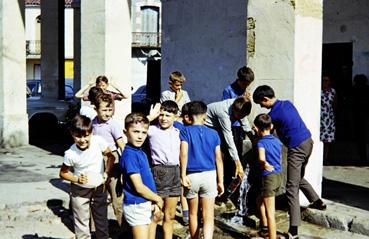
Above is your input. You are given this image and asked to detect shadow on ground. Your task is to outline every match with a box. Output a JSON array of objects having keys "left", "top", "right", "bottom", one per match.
[
  {"left": 49, "top": 178, "right": 70, "bottom": 194},
  {"left": 322, "top": 177, "right": 369, "bottom": 211}
]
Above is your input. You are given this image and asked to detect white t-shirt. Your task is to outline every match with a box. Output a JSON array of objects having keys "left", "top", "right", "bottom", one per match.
[{"left": 64, "top": 135, "right": 108, "bottom": 188}]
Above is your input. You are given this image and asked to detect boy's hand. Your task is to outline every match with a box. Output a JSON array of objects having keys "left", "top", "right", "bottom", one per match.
[
  {"left": 263, "top": 163, "right": 274, "bottom": 172},
  {"left": 234, "top": 160, "right": 244, "bottom": 179},
  {"left": 156, "top": 198, "right": 164, "bottom": 211},
  {"left": 148, "top": 103, "right": 161, "bottom": 121},
  {"left": 78, "top": 173, "right": 88, "bottom": 184},
  {"left": 181, "top": 176, "right": 191, "bottom": 189},
  {"left": 152, "top": 204, "right": 163, "bottom": 223},
  {"left": 217, "top": 182, "right": 224, "bottom": 197},
  {"left": 175, "top": 89, "right": 183, "bottom": 101},
  {"left": 102, "top": 172, "right": 111, "bottom": 184}
]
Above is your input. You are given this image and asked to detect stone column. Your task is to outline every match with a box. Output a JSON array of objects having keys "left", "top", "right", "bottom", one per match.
[
  {"left": 72, "top": 0, "right": 81, "bottom": 93},
  {"left": 247, "top": 0, "right": 323, "bottom": 204},
  {"left": 41, "top": 0, "right": 64, "bottom": 99},
  {"left": 81, "top": 1, "right": 131, "bottom": 123},
  {"left": 0, "top": 0, "right": 28, "bottom": 147}
]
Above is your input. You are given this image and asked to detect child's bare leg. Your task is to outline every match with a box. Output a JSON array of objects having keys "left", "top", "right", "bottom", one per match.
[
  {"left": 257, "top": 196, "right": 268, "bottom": 228},
  {"left": 163, "top": 197, "right": 179, "bottom": 239},
  {"left": 149, "top": 205, "right": 162, "bottom": 239},
  {"left": 200, "top": 197, "right": 215, "bottom": 239},
  {"left": 264, "top": 196, "right": 276, "bottom": 239},
  {"left": 132, "top": 224, "right": 149, "bottom": 239},
  {"left": 188, "top": 197, "right": 199, "bottom": 239}
]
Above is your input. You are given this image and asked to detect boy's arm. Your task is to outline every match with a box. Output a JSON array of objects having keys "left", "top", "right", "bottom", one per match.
[
  {"left": 59, "top": 164, "right": 87, "bottom": 184},
  {"left": 103, "top": 148, "right": 116, "bottom": 178},
  {"left": 109, "top": 81, "right": 129, "bottom": 99},
  {"left": 75, "top": 80, "right": 94, "bottom": 99},
  {"left": 218, "top": 116, "right": 244, "bottom": 179},
  {"left": 257, "top": 147, "right": 274, "bottom": 172},
  {"left": 180, "top": 141, "right": 191, "bottom": 188},
  {"left": 129, "top": 173, "right": 164, "bottom": 209},
  {"left": 215, "top": 145, "right": 224, "bottom": 196},
  {"left": 116, "top": 138, "right": 125, "bottom": 152}
]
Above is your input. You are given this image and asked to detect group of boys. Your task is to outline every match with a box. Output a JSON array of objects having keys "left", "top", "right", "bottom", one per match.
[{"left": 60, "top": 69, "right": 327, "bottom": 239}]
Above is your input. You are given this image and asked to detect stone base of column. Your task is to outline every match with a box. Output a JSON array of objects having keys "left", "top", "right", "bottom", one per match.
[{"left": 0, "top": 114, "right": 28, "bottom": 147}]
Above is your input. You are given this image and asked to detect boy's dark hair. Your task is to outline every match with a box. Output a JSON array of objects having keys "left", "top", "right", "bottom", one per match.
[
  {"left": 94, "top": 93, "right": 114, "bottom": 109},
  {"left": 237, "top": 66, "right": 254, "bottom": 83},
  {"left": 254, "top": 113, "right": 272, "bottom": 131},
  {"left": 69, "top": 114, "right": 92, "bottom": 135},
  {"left": 189, "top": 101, "right": 207, "bottom": 116},
  {"left": 95, "top": 75, "right": 109, "bottom": 84},
  {"left": 181, "top": 102, "right": 192, "bottom": 117},
  {"left": 169, "top": 71, "right": 186, "bottom": 84},
  {"left": 160, "top": 100, "right": 179, "bottom": 114},
  {"left": 124, "top": 112, "right": 150, "bottom": 130},
  {"left": 232, "top": 96, "right": 252, "bottom": 118},
  {"left": 253, "top": 85, "right": 275, "bottom": 102},
  {"left": 88, "top": 86, "right": 104, "bottom": 104}
]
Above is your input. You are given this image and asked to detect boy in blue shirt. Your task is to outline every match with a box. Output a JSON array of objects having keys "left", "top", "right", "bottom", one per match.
[
  {"left": 253, "top": 85, "right": 326, "bottom": 239},
  {"left": 180, "top": 101, "right": 224, "bottom": 239},
  {"left": 254, "top": 114, "right": 283, "bottom": 239},
  {"left": 120, "top": 113, "right": 163, "bottom": 239}
]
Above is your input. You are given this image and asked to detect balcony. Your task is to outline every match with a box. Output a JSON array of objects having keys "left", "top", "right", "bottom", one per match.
[
  {"left": 26, "top": 40, "right": 41, "bottom": 56},
  {"left": 132, "top": 32, "right": 161, "bottom": 48}
]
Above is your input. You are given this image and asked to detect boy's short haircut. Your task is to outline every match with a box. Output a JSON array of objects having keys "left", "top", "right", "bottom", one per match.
[
  {"left": 124, "top": 112, "right": 150, "bottom": 130},
  {"left": 160, "top": 100, "right": 179, "bottom": 114},
  {"left": 254, "top": 113, "right": 272, "bottom": 131},
  {"left": 253, "top": 85, "right": 275, "bottom": 102},
  {"left": 69, "top": 114, "right": 93, "bottom": 135},
  {"left": 88, "top": 86, "right": 104, "bottom": 104},
  {"left": 94, "top": 93, "right": 114, "bottom": 109},
  {"left": 232, "top": 96, "right": 252, "bottom": 117},
  {"left": 237, "top": 66, "right": 254, "bottom": 83},
  {"left": 181, "top": 102, "right": 192, "bottom": 117},
  {"left": 95, "top": 75, "right": 109, "bottom": 84},
  {"left": 189, "top": 101, "right": 207, "bottom": 116},
  {"left": 169, "top": 71, "right": 186, "bottom": 84}
]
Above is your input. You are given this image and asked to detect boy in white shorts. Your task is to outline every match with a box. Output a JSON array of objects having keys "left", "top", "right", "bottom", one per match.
[
  {"left": 180, "top": 101, "right": 224, "bottom": 239},
  {"left": 120, "top": 113, "right": 163, "bottom": 239}
]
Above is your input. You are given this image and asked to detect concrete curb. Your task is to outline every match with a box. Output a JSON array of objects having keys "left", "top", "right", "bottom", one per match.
[{"left": 302, "top": 199, "right": 369, "bottom": 236}]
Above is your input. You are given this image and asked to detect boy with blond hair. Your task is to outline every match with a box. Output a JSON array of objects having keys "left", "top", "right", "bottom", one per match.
[{"left": 160, "top": 71, "right": 191, "bottom": 112}]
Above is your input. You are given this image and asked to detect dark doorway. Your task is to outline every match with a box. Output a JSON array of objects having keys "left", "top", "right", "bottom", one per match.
[
  {"left": 146, "top": 59, "right": 161, "bottom": 103},
  {"left": 322, "top": 42, "right": 357, "bottom": 163}
]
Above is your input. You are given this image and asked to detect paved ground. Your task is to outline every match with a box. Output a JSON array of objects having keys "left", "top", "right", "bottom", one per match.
[{"left": 1, "top": 144, "right": 369, "bottom": 239}]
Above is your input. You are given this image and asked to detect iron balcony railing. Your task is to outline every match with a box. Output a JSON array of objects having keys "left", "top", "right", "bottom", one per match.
[
  {"left": 132, "top": 32, "right": 161, "bottom": 48},
  {"left": 26, "top": 40, "right": 41, "bottom": 56}
]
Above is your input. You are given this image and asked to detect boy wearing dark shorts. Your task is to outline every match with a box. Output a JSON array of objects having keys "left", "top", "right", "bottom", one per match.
[
  {"left": 147, "top": 100, "right": 182, "bottom": 238},
  {"left": 254, "top": 114, "right": 282, "bottom": 239}
]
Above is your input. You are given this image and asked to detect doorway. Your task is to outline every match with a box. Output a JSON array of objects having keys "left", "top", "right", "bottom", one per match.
[{"left": 322, "top": 42, "right": 356, "bottom": 163}]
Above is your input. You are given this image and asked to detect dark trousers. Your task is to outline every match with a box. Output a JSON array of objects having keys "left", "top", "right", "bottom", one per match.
[{"left": 286, "top": 137, "right": 319, "bottom": 226}]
